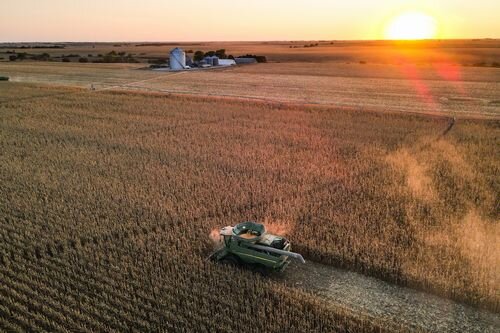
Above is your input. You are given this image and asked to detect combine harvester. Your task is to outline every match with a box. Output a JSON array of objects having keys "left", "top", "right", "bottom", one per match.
[{"left": 209, "top": 221, "right": 305, "bottom": 273}]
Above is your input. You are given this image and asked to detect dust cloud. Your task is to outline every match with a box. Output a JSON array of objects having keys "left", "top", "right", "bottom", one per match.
[
  {"left": 388, "top": 138, "right": 499, "bottom": 301},
  {"left": 453, "top": 210, "right": 499, "bottom": 273},
  {"left": 209, "top": 228, "right": 222, "bottom": 246},
  {"left": 424, "top": 210, "right": 500, "bottom": 287},
  {"left": 386, "top": 148, "right": 436, "bottom": 201},
  {"left": 263, "top": 218, "right": 295, "bottom": 236},
  {"left": 432, "top": 140, "right": 474, "bottom": 179}
]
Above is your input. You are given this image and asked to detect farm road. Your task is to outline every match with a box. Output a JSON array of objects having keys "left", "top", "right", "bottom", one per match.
[{"left": 277, "top": 261, "right": 500, "bottom": 333}]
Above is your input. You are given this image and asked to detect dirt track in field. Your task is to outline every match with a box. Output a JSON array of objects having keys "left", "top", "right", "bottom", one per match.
[{"left": 276, "top": 261, "right": 500, "bottom": 333}]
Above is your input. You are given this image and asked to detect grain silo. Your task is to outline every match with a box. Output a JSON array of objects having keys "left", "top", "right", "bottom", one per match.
[
  {"left": 170, "top": 48, "right": 186, "bottom": 70},
  {"left": 211, "top": 56, "right": 219, "bottom": 66},
  {"left": 203, "top": 56, "right": 213, "bottom": 66}
]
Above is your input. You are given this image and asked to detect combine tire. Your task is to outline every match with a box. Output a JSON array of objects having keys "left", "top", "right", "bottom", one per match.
[{"left": 220, "top": 255, "right": 239, "bottom": 267}]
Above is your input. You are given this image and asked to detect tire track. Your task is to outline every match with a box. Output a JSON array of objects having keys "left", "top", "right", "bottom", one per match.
[{"left": 440, "top": 116, "right": 456, "bottom": 138}]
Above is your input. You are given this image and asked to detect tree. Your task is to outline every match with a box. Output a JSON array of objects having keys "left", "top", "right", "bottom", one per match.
[
  {"left": 79, "top": 57, "right": 88, "bottom": 63},
  {"left": 193, "top": 51, "right": 204, "bottom": 61},
  {"left": 103, "top": 55, "right": 114, "bottom": 63},
  {"left": 215, "top": 49, "right": 227, "bottom": 59},
  {"left": 17, "top": 52, "right": 28, "bottom": 60},
  {"left": 33, "top": 53, "right": 50, "bottom": 61}
]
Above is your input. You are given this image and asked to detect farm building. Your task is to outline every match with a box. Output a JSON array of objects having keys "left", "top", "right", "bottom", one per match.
[
  {"left": 218, "top": 59, "right": 236, "bottom": 66},
  {"left": 166, "top": 48, "right": 246, "bottom": 70},
  {"left": 235, "top": 57, "right": 258, "bottom": 64}
]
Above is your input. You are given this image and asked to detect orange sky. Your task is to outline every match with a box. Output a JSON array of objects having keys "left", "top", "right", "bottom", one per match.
[{"left": 1, "top": 0, "right": 499, "bottom": 41}]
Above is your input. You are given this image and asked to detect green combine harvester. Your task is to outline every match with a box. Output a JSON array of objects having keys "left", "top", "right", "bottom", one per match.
[{"left": 209, "top": 221, "right": 305, "bottom": 273}]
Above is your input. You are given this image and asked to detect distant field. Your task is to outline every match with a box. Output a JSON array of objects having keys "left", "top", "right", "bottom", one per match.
[
  {"left": 1, "top": 61, "right": 498, "bottom": 117},
  {"left": 1, "top": 39, "right": 500, "bottom": 65}
]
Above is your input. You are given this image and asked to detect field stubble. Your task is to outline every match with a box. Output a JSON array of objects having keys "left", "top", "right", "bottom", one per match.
[{"left": 1, "top": 61, "right": 498, "bottom": 118}]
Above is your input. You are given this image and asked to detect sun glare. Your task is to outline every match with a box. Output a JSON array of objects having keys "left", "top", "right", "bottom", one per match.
[{"left": 386, "top": 12, "right": 437, "bottom": 40}]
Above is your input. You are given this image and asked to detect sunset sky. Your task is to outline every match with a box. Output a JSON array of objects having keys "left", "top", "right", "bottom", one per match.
[{"left": 1, "top": 0, "right": 499, "bottom": 42}]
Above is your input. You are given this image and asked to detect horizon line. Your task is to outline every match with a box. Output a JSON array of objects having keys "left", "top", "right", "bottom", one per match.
[{"left": 1, "top": 38, "right": 499, "bottom": 44}]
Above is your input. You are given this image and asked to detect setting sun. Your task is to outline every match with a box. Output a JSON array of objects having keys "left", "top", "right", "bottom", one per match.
[{"left": 386, "top": 12, "right": 437, "bottom": 40}]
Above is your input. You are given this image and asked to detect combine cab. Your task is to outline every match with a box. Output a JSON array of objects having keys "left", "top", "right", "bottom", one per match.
[{"left": 209, "top": 221, "right": 305, "bottom": 273}]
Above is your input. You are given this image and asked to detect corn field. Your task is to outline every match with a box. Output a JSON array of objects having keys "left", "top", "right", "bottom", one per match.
[{"left": 0, "top": 83, "right": 498, "bottom": 331}]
